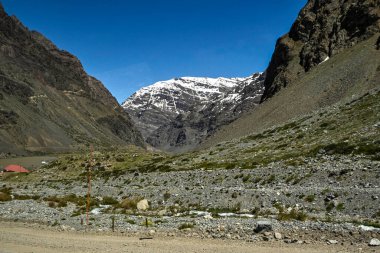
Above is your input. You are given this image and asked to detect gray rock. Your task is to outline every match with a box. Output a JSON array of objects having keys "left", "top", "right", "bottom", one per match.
[
  {"left": 254, "top": 220, "right": 273, "bottom": 233},
  {"left": 327, "top": 239, "right": 338, "bottom": 245},
  {"left": 274, "top": 232, "right": 282, "bottom": 240},
  {"left": 369, "top": 238, "right": 380, "bottom": 247}
]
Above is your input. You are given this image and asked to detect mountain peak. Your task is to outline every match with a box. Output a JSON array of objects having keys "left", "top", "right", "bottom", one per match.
[{"left": 123, "top": 73, "right": 265, "bottom": 152}]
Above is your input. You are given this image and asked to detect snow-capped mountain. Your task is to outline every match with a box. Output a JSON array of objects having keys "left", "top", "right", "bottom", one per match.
[{"left": 122, "top": 72, "right": 265, "bottom": 152}]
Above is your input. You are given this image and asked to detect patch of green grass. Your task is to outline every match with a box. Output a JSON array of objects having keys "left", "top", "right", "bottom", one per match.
[
  {"left": 125, "top": 218, "right": 136, "bottom": 225},
  {"left": 43, "top": 194, "right": 92, "bottom": 208},
  {"left": 336, "top": 203, "right": 345, "bottom": 211},
  {"left": 304, "top": 195, "right": 315, "bottom": 202},
  {"left": 101, "top": 196, "right": 118, "bottom": 205},
  {"left": 140, "top": 218, "right": 154, "bottom": 227},
  {"left": 13, "top": 194, "right": 40, "bottom": 200},
  {"left": 277, "top": 209, "right": 308, "bottom": 221}
]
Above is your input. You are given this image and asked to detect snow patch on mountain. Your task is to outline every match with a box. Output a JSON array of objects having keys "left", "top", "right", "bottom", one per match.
[
  {"left": 122, "top": 74, "right": 262, "bottom": 114},
  {"left": 122, "top": 73, "right": 265, "bottom": 151}
]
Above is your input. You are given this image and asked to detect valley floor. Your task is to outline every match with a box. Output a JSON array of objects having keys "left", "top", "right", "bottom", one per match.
[{"left": 0, "top": 221, "right": 370, "bottom": 253}]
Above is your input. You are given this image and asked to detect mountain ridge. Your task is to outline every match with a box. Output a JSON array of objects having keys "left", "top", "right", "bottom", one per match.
[
  {"left": 0, "top": 3, "right": 144, "bottom": 155},
  {"left": 123, "top": 73, "right": 264, "bottom": 152}
]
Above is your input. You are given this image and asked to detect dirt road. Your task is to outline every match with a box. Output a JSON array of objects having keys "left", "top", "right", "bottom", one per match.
[{"left": 0, "top": 221, "right": 363, "bottom": 253}]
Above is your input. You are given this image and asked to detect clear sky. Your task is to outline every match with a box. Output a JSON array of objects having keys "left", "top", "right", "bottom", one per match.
[{"left": 2, "top": 0, "right": 306, "bottom": 103}]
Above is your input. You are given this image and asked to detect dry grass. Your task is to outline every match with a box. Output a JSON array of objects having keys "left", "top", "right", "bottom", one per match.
[
  {"left": 0, "top": 192, "right": 12, "bottom": 201},
  {"left": 119, "top": 197, "right": 143, "bottom": 210}
]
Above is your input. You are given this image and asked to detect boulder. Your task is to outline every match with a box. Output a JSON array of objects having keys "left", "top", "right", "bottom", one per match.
[
  {"left": 254, "top": 220, "right": 272, "bottom": 233},
  {"left": 369, "top": 238, "right": 380, "bottom": 247},
  {"left": 274, "top": 232, "right": 282, "bottom": 240},
  {"left": 137, "top": 199, "right": 149, "bottom": 211}
]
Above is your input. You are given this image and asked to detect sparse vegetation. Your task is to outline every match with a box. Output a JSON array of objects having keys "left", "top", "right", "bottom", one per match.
[
  {"left": 119, "top": 197, "right": 143, "bottom": 210},
  {"left": 336, "top": 203, "right": 345, "bottom": 211},
  {"left": 0, "top": 192, "right": 12, "bottom": 202},
  {"left": 277, "top": 209, "right": 308, "bottom": 221},
  {"left": 305, "top": 195, "right": 315, "bottom": 202},
  {"left": 163, "top": 191, "right": 171, "bottom": 201},
  {"left": 325, "top": 202, "right": 335, "bottom": 212},
  {"left": 178, "top": 222, "right": 194, "bottom": 230},
  {"left": 101, "top": 196, "right": 118, "bottom": 205}
]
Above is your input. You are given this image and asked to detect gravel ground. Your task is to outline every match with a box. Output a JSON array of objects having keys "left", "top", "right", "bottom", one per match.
[{"left": 0, "top": 221, "right": 377, "bottom": 253}]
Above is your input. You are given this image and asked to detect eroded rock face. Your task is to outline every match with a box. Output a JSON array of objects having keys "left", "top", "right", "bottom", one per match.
[{"left": 262, "top": 0, "right": 380, "bottom": 101}]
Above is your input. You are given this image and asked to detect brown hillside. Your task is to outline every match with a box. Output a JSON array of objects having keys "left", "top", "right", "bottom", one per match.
[{"left": 0, "top": 4, "right": 144, "bottom": 155}]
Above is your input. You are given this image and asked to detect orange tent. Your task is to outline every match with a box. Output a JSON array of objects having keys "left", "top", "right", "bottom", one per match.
[{"left": 3, "top": 164, "right": 30, "bottom": 173}]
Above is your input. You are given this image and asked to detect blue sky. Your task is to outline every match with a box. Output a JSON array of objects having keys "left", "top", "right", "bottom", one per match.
[{"left": 2, "top": 0, "right": 306, "bottom": 103}]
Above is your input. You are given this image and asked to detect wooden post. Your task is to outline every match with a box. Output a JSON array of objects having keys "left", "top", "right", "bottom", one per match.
[
  {"left": 111, "top": 216, "right": 115, "bottom": 232},
  {"left": 86, "top": 145, "right": 93, "bottom": 226}
]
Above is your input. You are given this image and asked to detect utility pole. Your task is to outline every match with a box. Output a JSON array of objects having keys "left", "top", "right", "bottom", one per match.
[{"left": 86, "top": 144, "right": 93, "bottom": 226}]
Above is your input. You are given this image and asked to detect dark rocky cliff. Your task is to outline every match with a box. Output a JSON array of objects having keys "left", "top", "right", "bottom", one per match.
[
  {"left": 0, "top": 4, "right": 144, "bottom": 154},
  {"left": 262, "top": 0, "right": 380, "bottom": 101}
]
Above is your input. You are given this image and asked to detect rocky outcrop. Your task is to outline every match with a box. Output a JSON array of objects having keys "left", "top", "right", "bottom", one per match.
[
  {"left": 0, "top": 3, "right": 144, "bottom": 154},
  {"left": 123, "top": 73, "right": 264, "bottom": 152},
  {"left": 262, "top": 0, "right": 380, "bottom": 101}
]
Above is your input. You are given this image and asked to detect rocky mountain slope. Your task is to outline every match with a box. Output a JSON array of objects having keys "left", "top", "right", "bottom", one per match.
[
  {"left": 123, "top": 73, "right": 264, "bottom": 152},
  {"left": 202, "top": 0, "right": 380, "bottom": 147},
  {"left": 0, "top": 4, "right": 144, "bottom": 155},
  {"left": 262, "top": 0, "right": 380, "bottom": 101}
]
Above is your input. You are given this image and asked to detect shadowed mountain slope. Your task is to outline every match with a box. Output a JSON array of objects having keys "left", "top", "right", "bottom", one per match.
[{"left": 0, "top": 4, "right": 144, "bottom": 155}]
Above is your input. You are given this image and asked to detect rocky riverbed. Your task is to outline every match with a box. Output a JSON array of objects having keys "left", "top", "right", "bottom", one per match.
[{"left": 1, "top": 154, "right": 379, "bottom": 249}]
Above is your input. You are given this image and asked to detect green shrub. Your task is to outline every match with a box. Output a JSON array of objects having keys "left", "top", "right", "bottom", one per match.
[
  {"left": 101, "top": 196, "right": 118, "bottom": 205},
  {"left": 178, "top": 223, "right": 194, "bottom": 230},
  {"left": 14, "top": 195, "right": 40, "bottom": 200},
  {"left": 325, "top": 202, "right": 335, "bottom": 212},
  {"left": 304, "top": 195, "right": 315, "bottom": 202},
  {"left": 336, "top": 203, "right": 345, "bottom": 211},
  {"left": 126, "top": 219, "right": 136, "bottom": 225},
  {"left": 277, "top": 209, "right": 308, "bottom": 221},
  {"left": 119, "top": 197, "right": 142, "bottom": 210}
]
